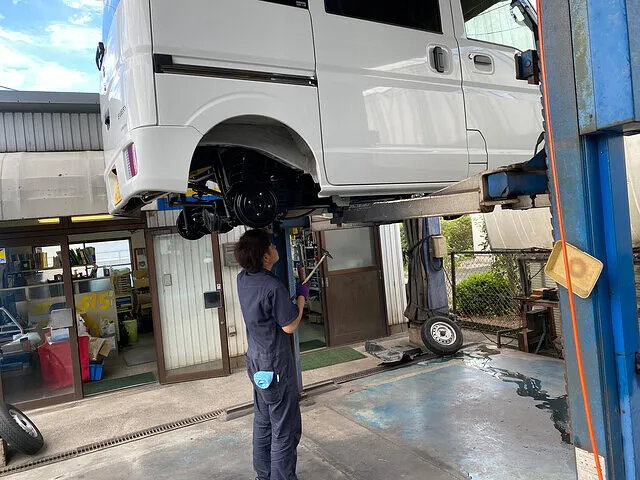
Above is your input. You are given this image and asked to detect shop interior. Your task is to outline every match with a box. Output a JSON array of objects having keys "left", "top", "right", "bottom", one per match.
[
  {"left": 0, "top": 221, "right": 157, "bottom": 405},
  {"left": 67, "top": 230, "right": 157, "bottom": 395},
  {"left": 289, "top": 227, "right": 328, "bottom": 352}
]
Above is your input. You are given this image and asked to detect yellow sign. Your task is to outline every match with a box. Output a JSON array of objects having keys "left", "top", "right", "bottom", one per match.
[
  {"left": 0, "top": 248, "right": 5, "bottom": 264},
  {"left": 545, "top": 242, "right": 603, "bottom": 299},
  {"left": 76, "top": 292, "right": 113, "bottom": 312}
]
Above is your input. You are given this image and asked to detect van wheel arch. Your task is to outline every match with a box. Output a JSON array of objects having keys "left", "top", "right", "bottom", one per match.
[{"left": 192, "top": 115, "right": 320, "bottom": 181}]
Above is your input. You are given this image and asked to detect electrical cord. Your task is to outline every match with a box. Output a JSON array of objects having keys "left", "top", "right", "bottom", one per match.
[
  {"left": 405, "top": 234, "right": 437, "bottom": 315},
  {"left": 537, "top": 2, "right": 603, "bottom": 477}
]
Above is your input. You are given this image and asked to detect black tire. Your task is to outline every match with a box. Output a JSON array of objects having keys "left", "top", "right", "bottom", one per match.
[
  {"left": 421, "top": 316, "right": 463, "bottom": 356},
  {"left": 177, "top": 210, "right": 207, "bottom": 240},
  {"left": 0, "top": 403, "right": 44, "bottom": 455}
]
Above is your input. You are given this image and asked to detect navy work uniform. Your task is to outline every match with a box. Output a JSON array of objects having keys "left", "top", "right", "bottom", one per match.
[{"left": 237, "top": 269, "right": 302, "bottom": 480}]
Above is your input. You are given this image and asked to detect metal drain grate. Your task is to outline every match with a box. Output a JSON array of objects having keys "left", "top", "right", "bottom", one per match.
[
  {"left": 0, "top": 409, "right": 224, "bottom": 476},
  {"left": 0, "top": 348, "right": 462, "bottom": 476}
]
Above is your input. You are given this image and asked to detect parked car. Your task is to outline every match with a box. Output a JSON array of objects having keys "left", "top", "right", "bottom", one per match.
[{"left": 99, "top": 0, "right": 542, "bottom": 238}]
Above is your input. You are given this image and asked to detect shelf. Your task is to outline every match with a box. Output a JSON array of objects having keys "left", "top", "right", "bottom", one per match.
[
  {"left": 8, "top": 267, "right": 62, "bottom": 274},
  {"left": 0, "top": 282, "right": 65, "bottom": 293},
  {"left": 9, "top": 264, "right": 96, "bottom": 274}
]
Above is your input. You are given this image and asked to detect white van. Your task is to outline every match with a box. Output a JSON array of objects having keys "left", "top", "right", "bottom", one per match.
[{"left": 98, "top": 0, "right": 542, "bottom": 237}]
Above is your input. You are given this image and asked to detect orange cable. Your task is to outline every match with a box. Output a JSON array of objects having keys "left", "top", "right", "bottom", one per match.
[{"left": 536, "top": 1, "right": 604, "bottom": 478}]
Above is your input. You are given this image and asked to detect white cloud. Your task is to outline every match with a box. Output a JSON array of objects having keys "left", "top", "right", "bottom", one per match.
[
  {"left": 62, "top": 0, "right": 102, "bottom": 10},
  {"left": 0, "top": 31, "right": 98, "bottom": 92},
  {"left": 12, "top": 0, "right": 23, "bottom": 5},
  {"left": 47, "top": 24, "right": 100, "bottom": 51},
  {"left": 0, "top": 55, "right": 97, "bottom": 92},
  {"left": 69, "top": 12, "right": 94, "bottom": 25},
  {"left": 0, "top": 27, "right": 34, "bottom": 43}
]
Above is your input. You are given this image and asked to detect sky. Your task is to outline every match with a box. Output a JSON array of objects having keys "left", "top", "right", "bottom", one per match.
[{"left": 0, "top": 0, "right": 102, "bottom": 93}]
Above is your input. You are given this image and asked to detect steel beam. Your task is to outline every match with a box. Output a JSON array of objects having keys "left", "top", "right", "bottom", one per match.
[{"left": 339, "top": 154, "right": 549, "bottom": 225}]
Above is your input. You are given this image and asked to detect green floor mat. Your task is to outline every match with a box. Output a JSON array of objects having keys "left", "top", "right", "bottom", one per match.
[
  {"left": 301, "top": 347, "right": 365, "bottom": 371},
  {"left": 300, "top": 339, "right": 326, "bottom": 352},
  {"left": 83, "top": 372, "right": 156, "bottom": 396}
]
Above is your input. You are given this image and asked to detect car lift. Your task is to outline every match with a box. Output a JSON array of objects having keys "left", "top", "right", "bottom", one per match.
[{"left": 321, "top": 1, "right": 640, "bottom": 477}]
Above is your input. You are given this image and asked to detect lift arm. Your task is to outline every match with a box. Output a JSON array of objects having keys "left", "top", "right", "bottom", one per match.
[{"left": 336, "top": 151, "right": 549, "bottom": 226}]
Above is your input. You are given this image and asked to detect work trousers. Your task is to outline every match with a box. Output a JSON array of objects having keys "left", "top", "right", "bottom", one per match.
[{"left": 248, "top": 356, "right": 302, "bottom": 480}]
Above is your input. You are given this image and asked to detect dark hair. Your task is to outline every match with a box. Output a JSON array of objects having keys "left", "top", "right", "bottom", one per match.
[{"left": 235, "top": 229, "right": 271, "bottom": 274}]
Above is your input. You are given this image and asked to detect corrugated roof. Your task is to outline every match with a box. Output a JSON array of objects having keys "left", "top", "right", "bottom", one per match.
[
  {"left": 0, "top": 91, "right": 99, "bottom": 113},
  {"left": 0, "top": 91, "right": 103, "bottom": 152}
]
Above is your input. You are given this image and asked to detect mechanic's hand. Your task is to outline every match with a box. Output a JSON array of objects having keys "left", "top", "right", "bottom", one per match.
[{"left": 296, "top": 282, "right": 310, "bottom": 301}]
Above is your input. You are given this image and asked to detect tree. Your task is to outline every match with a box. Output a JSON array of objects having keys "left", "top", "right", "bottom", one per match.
[
  {"left": 399, "top": 223, "right": 408, "bottom": 276},
  {"left": 442, "top": 216, "right": 474, "bottom": 254}
]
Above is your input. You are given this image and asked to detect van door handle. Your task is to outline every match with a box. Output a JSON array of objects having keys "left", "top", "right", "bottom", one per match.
[
  {"left": 472, "top": 54, "right": 492, "bottom": 66},
  {"left": 432, "top": 46, "right": 446, "bottom": 73}
]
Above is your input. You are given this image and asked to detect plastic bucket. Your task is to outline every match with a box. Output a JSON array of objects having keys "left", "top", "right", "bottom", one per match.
[
  {"left": 123, "top": 319, "right": 138, "bottom": 343},
  {"left": 89, "top": 361, "right": 104, "bottom": 381}
]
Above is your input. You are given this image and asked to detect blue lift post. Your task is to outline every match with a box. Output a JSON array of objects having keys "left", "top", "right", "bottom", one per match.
[
  {"left": 540, "top": 0, "right": 640, "bottom": 478},
  {"left": 423, "top": 217, "right": 449, "bottom": 316}
]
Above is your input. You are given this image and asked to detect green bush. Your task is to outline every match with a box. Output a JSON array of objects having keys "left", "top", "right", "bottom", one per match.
[{"left": 456, "top": 271, "right": 512, "bottom": 317}]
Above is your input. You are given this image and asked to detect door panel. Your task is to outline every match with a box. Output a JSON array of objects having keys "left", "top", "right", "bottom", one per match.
[
  {"left": 453, "top": 0, "right": 543, "bottom": 170},
  {"left": 151, "top": 232, "right": 226, "bottom": 380},
  {"left": 309, "top": 0, "right": 469, "bottom": 186},
  {"left": 326, "top": 270, "right": 386, "bottom": 345},
  {"left": 322, "top": 228, "right": 387, "bottom": 345}
]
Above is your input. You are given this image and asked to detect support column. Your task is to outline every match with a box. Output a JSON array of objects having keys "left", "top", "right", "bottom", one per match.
[
  {"left": 540, "top": 0, "right": 640, "bottom": 477},
  {"left": 423, "top": 217, "right": 448, "bottom": 315}
]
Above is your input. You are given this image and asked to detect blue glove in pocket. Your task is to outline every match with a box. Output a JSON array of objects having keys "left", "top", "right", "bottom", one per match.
[{"left": 253, "top": 371, "right": 275, "bottom": 389}]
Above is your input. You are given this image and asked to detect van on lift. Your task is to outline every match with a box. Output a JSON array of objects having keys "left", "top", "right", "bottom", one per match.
[{"left": 98, "top": 0, "right": 541, "bottom": 239}]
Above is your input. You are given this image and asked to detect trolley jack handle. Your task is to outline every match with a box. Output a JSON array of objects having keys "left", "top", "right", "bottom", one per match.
[{"left": 291, "top": 249, "right": 333, "bottom": 300}]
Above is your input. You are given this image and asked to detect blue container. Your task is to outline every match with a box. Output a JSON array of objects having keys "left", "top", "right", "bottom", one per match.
[{"left": 89, "top": 361, "right": 104, "bottom": 381}]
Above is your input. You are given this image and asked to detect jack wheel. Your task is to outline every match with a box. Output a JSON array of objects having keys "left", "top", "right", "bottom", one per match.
[{"left": 421, "top": 316, "right": 463, "bottom": 356}]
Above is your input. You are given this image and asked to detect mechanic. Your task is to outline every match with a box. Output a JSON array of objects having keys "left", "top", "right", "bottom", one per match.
[{"left": 235, "top": 229, "right": 309, "bottom": 480}]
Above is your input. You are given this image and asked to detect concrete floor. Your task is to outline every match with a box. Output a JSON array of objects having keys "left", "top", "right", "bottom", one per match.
[
  {"left": 9, "top": 341, "right": 383, "bottom": 468},
  {"left": 6, "top": 342, "right": 575, "bottom": 479}
]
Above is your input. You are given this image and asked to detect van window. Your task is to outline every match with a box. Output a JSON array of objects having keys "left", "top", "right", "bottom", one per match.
[
  {"left": 325, "top": 0, "right": 442, "bottom": 34},
  {"left": 462, "top": 0, "right": 535, "bottom": 51}
]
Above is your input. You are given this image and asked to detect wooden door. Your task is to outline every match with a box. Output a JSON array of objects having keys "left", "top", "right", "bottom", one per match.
[{"left": 321, "top": 227, "right": 387, "bottom": 346}]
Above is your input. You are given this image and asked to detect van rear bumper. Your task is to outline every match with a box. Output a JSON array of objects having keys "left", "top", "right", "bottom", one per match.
[{"left": 104, "top": 125, "right": 203, "bottom": 214}]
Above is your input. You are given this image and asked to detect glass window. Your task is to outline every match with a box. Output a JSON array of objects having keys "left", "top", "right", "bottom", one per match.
[
  {"left": 324, "top": 228, "right": 377, "bottom": 271},
  {"left": 462, "top": 0, "right": 535, "bottom": 51},
  {"left": 325, "top": 0, "right": 442, "bottom": 34},
  {"left": 69, "top": 240, "right": 132, "bottom": 277},
  {"left": 0, "top": 243, "right": 75, "bottom": 405}
]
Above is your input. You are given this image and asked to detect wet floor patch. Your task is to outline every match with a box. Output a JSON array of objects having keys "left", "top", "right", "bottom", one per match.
[
  {"left": 458, "top": 346, "right": 570, "bottom": 444},
  {"left": 337, "top": 345, "right": 575, "bottom": 480}
]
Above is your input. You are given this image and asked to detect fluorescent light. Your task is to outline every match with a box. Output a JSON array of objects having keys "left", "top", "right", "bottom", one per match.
[
  {"left": 38, "top": 218, "right": 60, "bottom": 225},
  {"left": 71, "top": 214, "right": 114, "bottom": 223}
]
